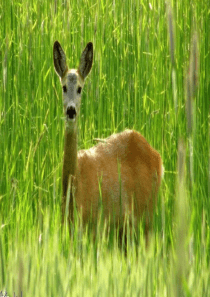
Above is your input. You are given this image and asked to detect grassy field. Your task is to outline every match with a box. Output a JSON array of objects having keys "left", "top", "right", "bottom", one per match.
[{"left": 0, "top": 0, "right": 209, "bottom": 295}]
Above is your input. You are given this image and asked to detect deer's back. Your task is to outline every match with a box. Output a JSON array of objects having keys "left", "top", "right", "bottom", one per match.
[{"left": 75, "top": 130, "right": 162, "bottom": 224}]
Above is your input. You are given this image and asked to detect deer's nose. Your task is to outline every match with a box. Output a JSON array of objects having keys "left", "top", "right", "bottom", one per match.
[{"left": 66, "top": 105, "right": 76, "bottom": 120}]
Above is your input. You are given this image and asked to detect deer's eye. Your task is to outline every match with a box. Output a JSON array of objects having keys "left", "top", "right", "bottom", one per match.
[
  {"left": 63, "top": 85, "right": 67, "bottom": 93},
  {"left": 77, "top": 86, "right": 82, "bottom": 94}
]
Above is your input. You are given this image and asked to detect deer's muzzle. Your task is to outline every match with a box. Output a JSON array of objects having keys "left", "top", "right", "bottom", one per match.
[{"left": 66, "top": 105, "right": 76, "bottom": 121}]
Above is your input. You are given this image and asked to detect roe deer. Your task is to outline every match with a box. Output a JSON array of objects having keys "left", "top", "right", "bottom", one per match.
[{"left": 53, "top": 41, "right": 164, "bottom": 239}]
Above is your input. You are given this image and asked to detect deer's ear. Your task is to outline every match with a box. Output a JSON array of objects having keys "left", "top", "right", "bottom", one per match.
[
  {"left": 78, "top": 42, "right": 93, "bottom": 79},
  {"left": 53, "top": 41, "right": 68, "bottom": 78}
]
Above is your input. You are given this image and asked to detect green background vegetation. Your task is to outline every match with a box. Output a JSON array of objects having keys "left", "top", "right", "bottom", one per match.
[{"left": 0, "top": 0, "right": 209, "bottom": 295}]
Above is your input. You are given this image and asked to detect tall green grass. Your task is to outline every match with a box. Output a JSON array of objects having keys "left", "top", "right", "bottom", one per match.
[{"left": 0, "top": 0, "right": 209, "bottom": 295}]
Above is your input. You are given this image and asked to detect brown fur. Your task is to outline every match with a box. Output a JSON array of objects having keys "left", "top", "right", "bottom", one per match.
[{"left": 74, "top": 130, "right": 162, "bottom": 229}]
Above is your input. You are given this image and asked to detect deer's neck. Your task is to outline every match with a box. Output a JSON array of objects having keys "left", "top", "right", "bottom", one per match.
[{"left": 62, "top": 127, "right": 78, "bottom": 197}]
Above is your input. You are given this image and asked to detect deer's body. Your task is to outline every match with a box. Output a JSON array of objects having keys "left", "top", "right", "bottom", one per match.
[{"left": 53, "top": 41, "right": 163, "bottom": 234}]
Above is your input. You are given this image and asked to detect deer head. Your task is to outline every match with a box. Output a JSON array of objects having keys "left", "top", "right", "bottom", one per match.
[{"left": 53, "top": 41, "right": 93, "bottom": 132}]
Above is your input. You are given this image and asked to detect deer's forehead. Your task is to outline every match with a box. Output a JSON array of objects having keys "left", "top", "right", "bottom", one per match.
[{"left": 61, "top": 69, "right": 84, "bottom": 86}]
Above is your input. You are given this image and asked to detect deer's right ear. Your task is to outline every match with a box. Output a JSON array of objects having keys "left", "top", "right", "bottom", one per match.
[{"left": 53, "top": 41, "right": 68, "bottom": 78}]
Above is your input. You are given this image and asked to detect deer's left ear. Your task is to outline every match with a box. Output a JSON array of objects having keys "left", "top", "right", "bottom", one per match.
[
  {"left": 53, "top": 41, "right": 68, "bottom": 78},
  {"left": 78, "top": 42, "right": 93, "bottom": 79}
]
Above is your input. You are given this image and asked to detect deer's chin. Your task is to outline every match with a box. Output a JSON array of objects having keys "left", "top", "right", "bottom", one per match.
[{"left": 65, "top": 118, "right": 77, "bottom": 132}]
